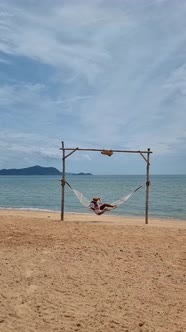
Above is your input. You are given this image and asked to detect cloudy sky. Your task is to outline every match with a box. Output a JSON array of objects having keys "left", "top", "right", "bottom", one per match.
[{"left": 0, "top": 0, "right": 186, "bottom": 175}]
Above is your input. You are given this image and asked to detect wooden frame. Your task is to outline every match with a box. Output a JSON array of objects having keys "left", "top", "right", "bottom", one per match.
[{"left": 60, "top": 141, "right": 152, "bottom": 224}]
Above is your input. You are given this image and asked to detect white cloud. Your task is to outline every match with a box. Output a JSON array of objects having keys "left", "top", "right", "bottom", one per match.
[
  {"left": 0, "top": 129, "right": 61, "bottom": 167},
  {"left": 0, "top": 0, "right": 186, "bottom": 172},
  {"left": 0, "top": 0, "right": 124, "bottom": 84}
]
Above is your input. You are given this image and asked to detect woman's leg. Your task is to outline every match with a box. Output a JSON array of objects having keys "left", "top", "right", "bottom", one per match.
[{"left": 100, "top": 203, "right": 115, "bottom": 210}]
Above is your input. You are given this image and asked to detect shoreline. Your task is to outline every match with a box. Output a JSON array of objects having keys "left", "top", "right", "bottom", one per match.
[{"left": 0, "top": 208, "right": 186, "bottom": 227}]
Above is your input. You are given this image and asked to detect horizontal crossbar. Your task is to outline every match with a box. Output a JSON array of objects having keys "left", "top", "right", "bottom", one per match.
[{"left": 60, "top": 147, "right": 152, "bottom": 154}]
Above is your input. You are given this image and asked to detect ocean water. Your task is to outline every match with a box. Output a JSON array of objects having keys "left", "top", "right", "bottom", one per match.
[{"left": 0, "top": 175, "right": 185, "bottom": 220}]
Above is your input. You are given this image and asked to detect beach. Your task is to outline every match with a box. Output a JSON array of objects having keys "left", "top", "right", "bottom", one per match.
[{"left": 0, "top": 210, "right": 186, "bottom": 332}]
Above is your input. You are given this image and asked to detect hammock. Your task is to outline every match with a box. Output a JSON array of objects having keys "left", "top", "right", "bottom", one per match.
[{"left": 63, "top": 180, "right": 143, "bottom": 214}]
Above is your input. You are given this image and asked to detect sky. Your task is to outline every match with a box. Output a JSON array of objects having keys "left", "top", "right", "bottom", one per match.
[{"left": 0, "top": 0, "right": 186, "bottom": 175}]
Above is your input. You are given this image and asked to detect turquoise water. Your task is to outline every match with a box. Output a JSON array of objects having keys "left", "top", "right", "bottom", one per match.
[{"left": 0, "top": 175, "right": 185, "bottom": 220}]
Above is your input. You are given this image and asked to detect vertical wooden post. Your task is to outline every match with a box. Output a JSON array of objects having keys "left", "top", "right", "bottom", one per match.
[
  {"left": 145, "top": 148, "right": 151, "bottom": 224},
  {"left": 61, "top": 141, "right": 65, "bottom": 221}
]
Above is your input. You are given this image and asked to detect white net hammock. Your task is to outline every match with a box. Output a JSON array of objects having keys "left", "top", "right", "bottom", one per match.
[{"left": 64, "top": 180, "right": 143, "bottom": 213}]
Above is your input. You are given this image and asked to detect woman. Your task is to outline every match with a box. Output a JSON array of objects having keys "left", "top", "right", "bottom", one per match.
[{"left": 89, "top": 197, "right": 116, "bottom": 215}]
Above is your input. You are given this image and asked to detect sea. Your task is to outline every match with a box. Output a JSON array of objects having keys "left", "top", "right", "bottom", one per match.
[{"left": 0, "top": 175, "right": 185, "bottom": 220}]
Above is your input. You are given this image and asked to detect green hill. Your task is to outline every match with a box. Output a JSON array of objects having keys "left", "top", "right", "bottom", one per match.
[
  {"left": 0, "top": 165, "right": 92, "bottom": 176},
  {"left": 0, "top": 165, "right": 61, "bottom": 175}
]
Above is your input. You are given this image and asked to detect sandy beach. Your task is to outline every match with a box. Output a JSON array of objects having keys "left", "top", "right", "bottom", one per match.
[{"left": 0, "top": 210, "right": 185, "bottom": 332}]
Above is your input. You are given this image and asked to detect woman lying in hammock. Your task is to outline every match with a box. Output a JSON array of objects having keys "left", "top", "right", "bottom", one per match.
[
  {"left": 89, "top": 197, "right": 117, "bottom": 215},
  {"left": 62, "top": 179, "right": 143, "bottom": 215}
]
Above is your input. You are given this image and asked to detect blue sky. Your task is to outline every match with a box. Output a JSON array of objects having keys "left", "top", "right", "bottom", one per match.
[{"left": 0, "top": 0, "right": 186, "bottom": 175}]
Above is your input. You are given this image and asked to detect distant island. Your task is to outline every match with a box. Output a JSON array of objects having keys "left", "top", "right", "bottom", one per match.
[{"left": 0, "top": 165, "right": 92, "bottom": 176}]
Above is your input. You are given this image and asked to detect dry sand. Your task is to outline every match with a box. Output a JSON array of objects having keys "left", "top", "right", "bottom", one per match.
[{"left": 0, "top": 210, "right": 186, "bottom": 332}]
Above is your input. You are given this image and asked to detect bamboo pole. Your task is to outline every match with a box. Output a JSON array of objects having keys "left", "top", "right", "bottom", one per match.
[
  {"left": 145, "top": 148, "right": 151, "bottom": 224},
  {"left": 61, "top": 141, "right": 65, "bottom": 221},
  {"left": 60, "top": 147, "right": 151, "bottom": 154}
]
